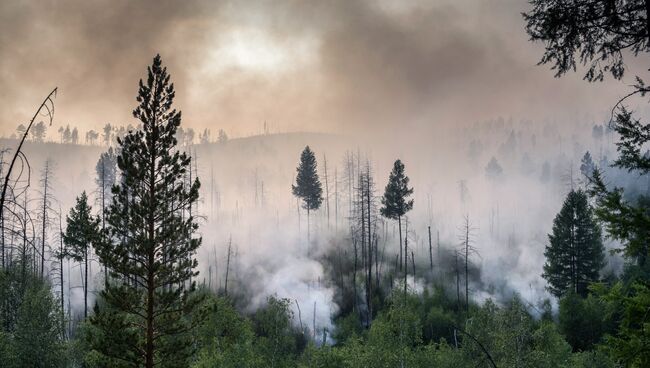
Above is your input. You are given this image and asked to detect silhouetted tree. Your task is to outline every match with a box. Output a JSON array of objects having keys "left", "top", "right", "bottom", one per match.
[
  {"left": 71, "top": 128, "right": 79, "bottom": 144},
  {"left": 292, "top": 146, "right": 323, "bottom": 244},
  {"left": 91, "top": 55, "right": 202, "bottom": 368},
  {"left": 380, "top": 159, "right": 413, "bottom": 273},
  {"left": 102, "top": 123, "right": 112, "bottom": 146},
  {"left": 16, "top": 124, "right": 26, "bottom": 138},
  {"left": 485, "top": 157, "right": 503, "bottom": 181},
  {"left": 30, "top": 121, "right": 47, "bottom": 142},
  {"left": 218, "top": 129, "right": 228, "bottom": 143},
  {"left": 62, "top": 192, "right": 100, "bottom": 318},
  {"left": 95, "top": 147, "right": 117, "bottom": 287},
  {"left": 199, "top": 128, "right": 211, "bottom": 144},
  {"left": 63, "top": 125, "right": 71, "bottom": 143},
  {"left": 580, "top": 151, "right": 596, "bottom": 182},
  {"left": 543, "top": 189, "right": 604, "bottom": 298}
]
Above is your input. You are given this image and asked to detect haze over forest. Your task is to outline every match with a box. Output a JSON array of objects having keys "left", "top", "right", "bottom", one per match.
[{"left": 2, "top": 1, "right": 650, "bottom": 367}]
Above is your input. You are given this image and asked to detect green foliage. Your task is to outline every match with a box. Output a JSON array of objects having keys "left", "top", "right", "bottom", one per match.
[
  {"left": 251, "top": 296, "right": 303, "bottom": 368},
  {"left": 380, "top": 159, "right": 413, "bottom": 220},
  {"left": 558, "top": 293, "right": 612, "bottom": 351},
  {"left": 192, "top": 293, "right": 261, "bottom": 368},
  {"left": 292, "top": 146, "right": 323, "bottom": 211},
  {"left": 524, "top": 0, "right": 650, "bottom": 81},
  {"left": 90, "top": 54, "right": 202, "bottom": 368},
  {"left": 423, "top": 306, "right": 456, "bottom": 343},
  {"left": 63, "top": 191, "right": 100, "bottom": 317},
  {"left": 568, "top": 350, "right": 616, "bottom": 368},
  {"left": 598, "top": 281, "right": 650, "bottom": 367},
  {"left": 543, "top": 189, "right": 605, "bottom": 297},
  {"left": 464, "top": 298, "right": 573, "bottom": 368},
  {"left": 589, "top": 111, "right": 650, "bottom": 266},
  {"left": 10, "top": 279, "right": 65, "bottom": 368},
  {"left": 62, "top": 192, "right": 100, "bottom": 264},
  {"left": 331, "top": 312, "right": 364, "bottom": 345}
]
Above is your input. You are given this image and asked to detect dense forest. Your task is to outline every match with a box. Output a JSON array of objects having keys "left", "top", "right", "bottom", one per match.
[{"left": 2, "top": 1, "right": 650, "bottom": 367}]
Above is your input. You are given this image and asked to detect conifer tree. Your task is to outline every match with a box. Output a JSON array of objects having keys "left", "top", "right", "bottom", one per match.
[
  {"left": 580, "top": 151, "right": 595, "bottom": 182},
  {"left": 95, "top": 147, "right": 117, "bottom": 287},
  {"left": 91, "top": 54, "right": 202, "bottom": 368},
  {"left": 62, "top": 191, "right": 100, "bottom": 318},
  {"left": 292, "top": 146, "right": 323, "bottom": 244},
  {"left": 543, "top": 189, "right": 605, "bottom": 297},
  {"left": 380, "top": 159, "right": 413, "bottom": 273}
]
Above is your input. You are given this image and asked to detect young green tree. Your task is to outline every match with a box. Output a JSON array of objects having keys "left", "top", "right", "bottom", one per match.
[
  {"left": 380, "top": 159, "right": 413, "bottom": 273},
  {"left": 62, "top": 191, "right": 100, "bottom": 318},
  {"left": 543, "top": 189, "right": 605, "bottom": 297},
  {"left": 13, "top": 278, "right": 65, "bottom": 367},
  {"left": 91, "top": 54, "right": 202, "bottom": 368},
  {"left": 292, "top": 146, "right": 323, "bottom": 244}
]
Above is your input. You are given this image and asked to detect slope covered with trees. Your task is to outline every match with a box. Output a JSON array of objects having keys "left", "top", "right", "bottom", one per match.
[{"left": 2, "top": 2, "right": 650, "bottom": 366}]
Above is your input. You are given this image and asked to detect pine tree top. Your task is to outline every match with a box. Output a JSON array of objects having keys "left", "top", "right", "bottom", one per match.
[
  {"left": 380, "top": 159, "right": 414, "bottom": 220},
  {"left": 292, "top": 145, "right": 323, "bottom": 211},
  {"left": 62, "top": 191, "right": 100, "bottom": 262}
]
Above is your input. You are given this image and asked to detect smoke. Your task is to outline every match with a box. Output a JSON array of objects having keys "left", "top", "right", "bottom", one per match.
[
  {"left": 1, "top": 0, "right": 643, "bottom": 335},
  {"left": 0, "top": 0, "right": 642, "bottom": 140}
]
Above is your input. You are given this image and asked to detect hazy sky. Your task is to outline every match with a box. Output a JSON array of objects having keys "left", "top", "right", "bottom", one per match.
[{"left": 0, "top": 0, "right": 643, "bottom": 139}]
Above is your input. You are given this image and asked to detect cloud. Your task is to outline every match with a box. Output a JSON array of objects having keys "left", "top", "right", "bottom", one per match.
[{"left": 1, "top": 0, "right": 639, "bottom": 140}]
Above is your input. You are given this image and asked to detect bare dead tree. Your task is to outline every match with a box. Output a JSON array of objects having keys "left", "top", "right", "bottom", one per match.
[
  {"left": 224, "top": 236, "right": 232, "bottom": 296},
  {"left": 38, "top": 159, "right": 54, "bottom": 278},
  {"left": 428, "top": 226, "right": 433, "bottom": 276},
  {"left": 0, "top": 88, "right": 57, "bottom": 269},
  {"left": 323, "top": 155, "right": 330, "bottom": 229},
  {"left": 458, "top": 214, "right": 479, "bottom": 312},
  {"left": 334, "top": 167, "right": 339, "bottom": 233},
  {"left": 52, "top": 206, "right": 66, "bottom": 340}
]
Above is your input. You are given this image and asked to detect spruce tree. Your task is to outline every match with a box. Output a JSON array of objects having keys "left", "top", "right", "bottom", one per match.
[
  {"left": 380, "top": 159, "right": 414, "bottom": 273},
  {"left": 91, "top": 55, "right": 201, "bottom": 368},
  {"left": 543, "top": 189, "right": 605, "bottom": 298},
  {"left": 292, "top": 146, "right": 323, "bottom": 244},
  {"left": 62, "top": 191, "right": 100, "bottom": 318}
]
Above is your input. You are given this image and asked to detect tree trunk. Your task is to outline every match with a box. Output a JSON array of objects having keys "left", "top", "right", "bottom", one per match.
[
  {"left": 145, "top": 122, "right": 157, "bottom": 368},
  {"left": 366, "top": 170, "right": 372, "bottom": 323},
  {"left": 59, "top": 212, "right": 65, "bottom": 339},
  {"left": 84, "top": 247, "right": 88, "bottom": 318},
  {"left": 225, "top": 237, "right": 232, "bottom": 296},
  {"left": 398, "top": 216, "right": 403, "bottom": 272},
  {"left": 400, "top": 219, "right": 409, "bottom": 298},
  {"left": 455, "top": 252, "right": 461, "bottom": 310},
  {"left": 101, "top": 164, "right": 108, "bottom": 289},
  {"left": 465, "top": 220, "right": 469, "bottom": 312},
  {"left": 428, "top": 226, "right": 433, "bottom": 276},
  {"left": 41, "top": 162, "right": 48, "bottom": 278}
]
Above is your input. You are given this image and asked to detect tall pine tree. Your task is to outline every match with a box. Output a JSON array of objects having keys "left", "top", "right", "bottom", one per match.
[
  {"left": 380, "top": 159, "right": 414, "bottom": 273},
  {"left": 95, "top": 147, "right": 117, "bottom": 288},
  {"left": 292, "top": 146, "right": 323, "bottom": 244},
  {"left": 90, "top": 55, "right": 202, "bottom": 368},
  {"left": 62, "top": 191, "right": 100, "bottom": 318},
  {"left": 543, "top": 189, "right": 605, "bottom": 297}
]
